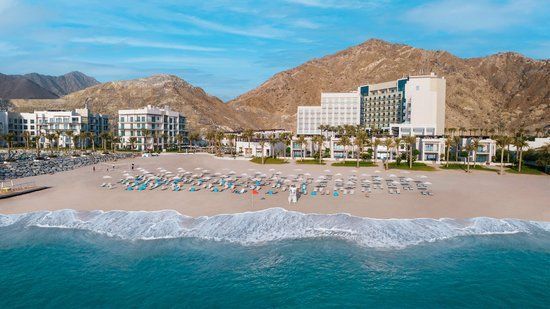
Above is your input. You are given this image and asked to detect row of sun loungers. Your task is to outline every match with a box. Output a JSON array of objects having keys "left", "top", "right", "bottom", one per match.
[{"left": 100, "top": 167, "right": 435, "bottom": 198}]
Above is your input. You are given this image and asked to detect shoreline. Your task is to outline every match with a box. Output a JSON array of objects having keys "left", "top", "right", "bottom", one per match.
[{"left": 1, "top": 153, "right": 549, "bottom": 221}]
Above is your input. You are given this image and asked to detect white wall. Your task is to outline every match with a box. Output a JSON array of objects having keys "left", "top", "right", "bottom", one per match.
[{"left": 405, "top": 75, "right": 446, "bottom": 135}]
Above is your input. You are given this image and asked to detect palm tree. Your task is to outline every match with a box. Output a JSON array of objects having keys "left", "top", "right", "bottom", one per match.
[
  {"left": 405, "top": 135, "right": 417, "bottom": 168},
  {"left": 214, "top": 131, "right": 225, "bottom": 156},
  {"left": 353, "top": 130, "right": 368, "bottom": 168},
  {"left": 513, "top": 137, "right": 529, "bottom": 172},
  {"left": 267, "top": 133, "right": 279, "bottom": 158},
  {"left": 459, "top": 127, "right": 466, "bottom": 137},
  {"left": 452, "top": 135, "right": 461, "bottom": 162},
  {"left": 447, "top": 127, "right": 456, "bottom": 137},
  {"left": 140, "top": 128, "right": 150, "bottom": 152},
  {"left": 88, "top": 132, "right": 96, "bottom": 152},
  {"left": 21, "top": 131, "right": 31, "bottom": 149},
  {"left": 175, "top": 133, "right": 184, "bottom": 152},
  {"left": 464, "top": 140, "right": 474, "bottom": 173},
  {"left": 65, "top": 130, "right": 74, "bottom": 153},
  {"left": 129, "top": 137, "right": 137, "bottom": 150},
  {"left": 256, "top": 133, "right": 267, "bottom": 164},
  {"left": 55, "top": 130, "right": 64, "bottom": 151},
  {"left": 338, "top": 135, "right": 351, "bottom": 160},
  {"left": 1, "top": 133, "right": 15, "bottom": 158},
  {"left": 496, "top": 135, "right": 509, "bottom": 175},
  {"left": 79, "top": 132, "right": 87, "bottom": 150},
  {"left": 394, "top": 137, "right": 402, "bottom": 162},
  {"left": 471, "top": 138, "right": 480, "bottom": 168},
  {"left": 242, "top": 129, "right": 254, "bottom": 156},
  {"left": 535, "top": 128, "right": 542, "bottom": 138},
  {"left": 227, "top": 133, "right": 237, "bottom": 157},
  {"left": 111, "top": 136, "right": 120, "bottom": 152},
  {"left": 205, "top": 129, "right": 216, "bottom": 154},
  {"left": 445, "top": 136, "right": 453, "bottom": 167},
  {"left": 100, "top": 132, "right": 110, "bottom": 151},
  {"left": 279, "top": 132, "right": 293, "bottom": 159},
  {"left": 188, "top": 131, "right": 200, "bottom": 152},
  {"left": 372, "top": 138, "right": 381, "bottom": 163},
  {"left": 33, "top": 134, "right": 41, "bottom": 157},
  {"left": 312, "top": 134, "right": 325, "bottom": 164},
  {"left": 45, "top": 133, "right": 56, "bottom": 155},
  {"left": 383, "top": 137, "right": 394, "bottom": 170},
  {"left": 297, "top": 135, "right": 307, "bottom": 161}
]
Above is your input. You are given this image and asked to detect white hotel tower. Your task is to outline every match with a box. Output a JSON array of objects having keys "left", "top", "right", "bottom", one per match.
[{"left": 297, "top": 73, "right": 446, "bottom": 137}]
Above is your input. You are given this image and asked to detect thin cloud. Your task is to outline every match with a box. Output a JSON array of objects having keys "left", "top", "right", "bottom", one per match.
[
  {"left": 71, "top": 36, "right": 223, "bottom": 52},
  {"left": 405, "top": 0, "right": 540, "bottom": 32},
  {"left": 285, "top": 0, "right": 375, "bottom": 9},
  {"left": 291, "top": 19, "right": 321, "bottom": 29},
  {"left": 178, "top": 14, "right": 290, "bottom": 39}
]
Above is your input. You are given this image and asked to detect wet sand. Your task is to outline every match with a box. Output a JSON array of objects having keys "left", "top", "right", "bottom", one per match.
[{"left": 1, "top": 153, "right": 549, "bottom": 221}]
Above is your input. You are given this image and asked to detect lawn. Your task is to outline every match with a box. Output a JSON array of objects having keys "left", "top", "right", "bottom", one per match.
[
  {"left": 250, "top": 157, "right": 288, "bottom": 164},
  {"left": 331, "top": 160, "right": 376, "bottom": 167},
  {"left": 439, "top": 163, "right": 498, "bottom": 173},
  {"left": 295, "top": 159, "right": 326, "bottom": 165},
  {"left": 388, "top": 162, "right": 437, "bottom": 171},
  {"left": 506, "top": 165, "right": 546, "bottom": 175}
]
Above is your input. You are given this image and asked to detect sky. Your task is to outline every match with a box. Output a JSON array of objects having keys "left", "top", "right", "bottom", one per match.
[{"left": 0, "top": 0, "right": 548, "bottom": 100}]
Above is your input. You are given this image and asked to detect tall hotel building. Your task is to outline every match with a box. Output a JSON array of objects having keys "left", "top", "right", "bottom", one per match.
[
  {"left": 297, "top": 73, "right": 446, "bottom": 136},
  {"left": 118, "top": 105, "right": 187, "bottom": 151}
]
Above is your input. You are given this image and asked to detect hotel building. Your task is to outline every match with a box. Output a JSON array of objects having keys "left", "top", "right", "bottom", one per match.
[
  {"left": 118, "top": 105, "right": 187, "bottom": 151},
  {"left": 297, "top": 92, "right": 361, "bottom": 135},
  {"left": 297, "top": 73, "right": 446, "bottom": 137},
  {"left": 0, "top": 106, "right": 109, "bottom": 148}
]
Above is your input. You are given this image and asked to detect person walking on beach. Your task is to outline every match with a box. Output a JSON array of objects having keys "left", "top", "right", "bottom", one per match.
[
  {"left": 92, "top": 166, "right": 95, "bottom": 172},
  {"left": 131, "top": 163, "right": 134, "bottom": 170},
  {"left": 288, "top": 185, "right": 297, "bottom": 204}
]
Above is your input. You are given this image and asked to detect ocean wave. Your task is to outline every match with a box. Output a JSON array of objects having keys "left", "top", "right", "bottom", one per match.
[{"left": 1, "top": 208, "right": 549, "bottom": 248}]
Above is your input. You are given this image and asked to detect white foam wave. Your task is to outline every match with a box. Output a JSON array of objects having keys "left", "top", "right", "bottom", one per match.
[{"left": 1, "top": 208, "right": 548, "bottom": 248}]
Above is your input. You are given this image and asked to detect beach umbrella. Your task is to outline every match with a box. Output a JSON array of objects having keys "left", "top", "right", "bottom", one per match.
[
  {"left": 102, "top": 175, "right": 112, "bottom": 179},
  {"left": 424, "top": 181, "right": 432, "bottom": 185},
  {"left": 374, "top": 170, "right": 381, "bottom": 173},
  {"left": 389, "top": 174, "right": 396, "bottom": 178},
  {"left": 419, "top": 175, "right": 428, "bottom": 178},
  {"left": 229, "top": 171, "right": 236, "bottom": 175},
  {"left": 276, "top": 171, "right": 282, "bottom": 175},
  {"left": 269, "top": 168, "right": 275, "bottom": 171},
  {"left": 195, "top": 167, "right": 202, "bottom": 170},
  {"left": 324, "top": 169, "right": 332, "bottom": 173}
]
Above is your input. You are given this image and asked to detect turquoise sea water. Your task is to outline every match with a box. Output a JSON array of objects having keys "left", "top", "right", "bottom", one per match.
[{"left": 1, "top": 210, "right": 549, "bottom": 308}]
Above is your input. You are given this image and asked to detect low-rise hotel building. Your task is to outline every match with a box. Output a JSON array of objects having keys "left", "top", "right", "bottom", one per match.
[
  {"left": 1, "top": 106, "right": 108, "bottom": 148},
  {"left": 118, "top": 105, "right": 187, "bottom": 151}
]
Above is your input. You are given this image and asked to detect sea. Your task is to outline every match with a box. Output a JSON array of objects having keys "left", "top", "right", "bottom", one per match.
[{"left": 1, "top": 208, "right": 549, "bottom": 308}]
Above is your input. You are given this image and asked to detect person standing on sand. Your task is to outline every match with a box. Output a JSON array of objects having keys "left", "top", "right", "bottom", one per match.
[
  {"left": 288, "top": 185, "right": 297, "bottom": 204},
  {"left": 131, "top": 163, "right": 134, "bottom": 170},
  {"left": 92, "top": 166, "right": 95, "bottom": 172}
]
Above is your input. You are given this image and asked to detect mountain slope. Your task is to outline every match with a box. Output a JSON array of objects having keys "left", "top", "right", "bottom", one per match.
[
  {"left": 0, "top": 72, "right": 99, "bottom": 99},
  {"left": 229, "top": 39, "right": 549, "bottom": 132},
  {"left": 10, "top": 74, "right": 250, "bottom": 131},
  {"left": 23, "top": 71, "right": 100, "bottom": 97},
  {"left": 0, "top": 74, "right": 59, "bottom": 99}
]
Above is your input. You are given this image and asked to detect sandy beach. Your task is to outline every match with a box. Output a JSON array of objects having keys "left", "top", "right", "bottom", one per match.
[{"left": 1, "top": 153, "right": 549, "bottom": 220}]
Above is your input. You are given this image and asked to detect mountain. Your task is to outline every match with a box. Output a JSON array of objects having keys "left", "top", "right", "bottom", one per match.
[
  {"left": 0, "top": 71, "right": 99, "bottom": 99},
  {"left": 229, "top": 39, "right": 549, "bottom": 132},
  {"left": 10, "top": 74, "right": 250, "bottom": 131},
  {"left": 0, "top": 73, "right": 58, "bottom": 99}
]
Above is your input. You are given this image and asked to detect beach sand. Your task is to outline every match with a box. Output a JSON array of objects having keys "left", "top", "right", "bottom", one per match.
[{"left": 1, "top": 153, "right": 549, "bottom": 220}]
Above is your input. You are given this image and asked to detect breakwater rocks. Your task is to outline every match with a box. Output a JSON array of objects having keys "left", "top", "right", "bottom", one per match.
[{"left": 0, "top": 152, "right": 136, "bottom": 180}]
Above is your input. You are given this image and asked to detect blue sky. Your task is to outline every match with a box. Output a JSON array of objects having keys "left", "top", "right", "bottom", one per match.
[{"left": 0, "top": 0, "right": 548, "bottom": 100}]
